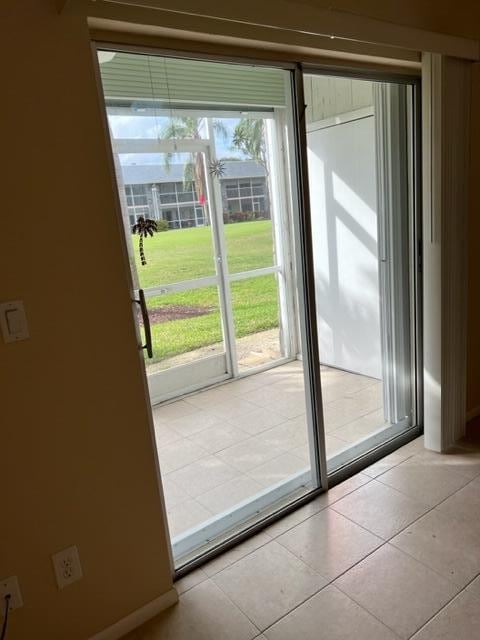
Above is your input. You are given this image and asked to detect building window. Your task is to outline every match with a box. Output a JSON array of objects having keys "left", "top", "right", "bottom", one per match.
[
  {"left": 195, "top": 206, "right": 205, "bottom": 226},
  {"left": 241, "top": 198, "right": 254, "bottom": 212},
  {"left": 158, "top": 182, "right": 176, "bottom": 204},
  {"left": 252, "top": 181, "right": 264, "bottom": 195},
  {"left": 159, "top": 185, "right": 205, "bottom": 229},
  {"left": 125, "top": 184, "right": 151, "bottom": 223},
  {"left": 226, "top": 183, "right": 239, "bottom": 198},
  {"left": 126, "top": 184, "right": 148, "bottom": 205},
  {"left": 223, "top": 178, "right": 268, "bottom": 219}
]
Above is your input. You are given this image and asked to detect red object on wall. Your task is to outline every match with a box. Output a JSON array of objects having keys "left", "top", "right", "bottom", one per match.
[{"left": 199, "top": 194, "right": 206, "bottom": 205}]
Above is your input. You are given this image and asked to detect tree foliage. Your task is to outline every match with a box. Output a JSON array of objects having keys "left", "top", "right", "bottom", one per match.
[
  {"left": 160, "top": 117, "right": 227, "bottom": 205},
  {"left": 232, "top": 119, "right": 268, "bottom": 172}
]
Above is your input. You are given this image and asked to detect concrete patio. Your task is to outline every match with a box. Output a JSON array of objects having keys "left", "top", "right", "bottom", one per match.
[{"left": 152, "top": 361, "right": 385, "bottom": 540}]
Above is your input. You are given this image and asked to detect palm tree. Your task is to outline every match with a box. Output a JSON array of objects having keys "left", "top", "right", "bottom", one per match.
[
  {"left": 161, "top": 117, "right": 227, "bottom": 208},
  {"left": 132, "top": 216, "right": 157, "bottom": 266},
  {"left": 231, "top": 118, "right": 270, "bottom": 221},
  {"left": 232, "top": 118, "right": 268, "bottom": 173}
]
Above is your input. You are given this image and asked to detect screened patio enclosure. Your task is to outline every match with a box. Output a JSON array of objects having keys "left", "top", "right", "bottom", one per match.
[
  {"left": 100, "top": 52, "right": 298, "bottom": 403},
  {"left": 98, "top": 50, "right": 418, "bottom": 569}
]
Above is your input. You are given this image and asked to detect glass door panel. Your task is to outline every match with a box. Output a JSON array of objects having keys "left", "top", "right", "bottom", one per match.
[
  {"left": 302, "top": 72, "right": 419, "bottom": 472},
  {"left": 98, "top": 49, "right": 326, "bottom": 570}
]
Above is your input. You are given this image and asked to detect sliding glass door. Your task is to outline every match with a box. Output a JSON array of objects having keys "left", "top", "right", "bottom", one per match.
[
  {"left": 97, "top": 49, "right": 326, "bottom": 569},
  {"left": 96, "top": 48, "right": 420, "bottom": 571},
  {"left": 301, "top": 71, "right": 421, "bottom": 474}
]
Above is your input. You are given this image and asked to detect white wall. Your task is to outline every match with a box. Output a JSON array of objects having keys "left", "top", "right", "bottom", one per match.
[{"left": 307, "top": 114, "right": 382, "bottom": 379}]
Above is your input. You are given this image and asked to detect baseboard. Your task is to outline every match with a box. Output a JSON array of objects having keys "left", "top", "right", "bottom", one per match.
[
  {"left": 89, "top": 587, "right": 178, "bottom": 640},
  {"left": 467, "top": 406, "right": 480, "bottom": 422}
]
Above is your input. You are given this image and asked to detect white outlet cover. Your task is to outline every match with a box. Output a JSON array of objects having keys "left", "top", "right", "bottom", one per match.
[
  {"left": 0, "top": 576, "right": 23, "bottom": 611},
  {"left": 52, "top": 545, "right": 83, "bottom": 589}
]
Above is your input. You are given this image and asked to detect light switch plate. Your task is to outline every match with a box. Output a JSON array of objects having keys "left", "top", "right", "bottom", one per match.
[{"left": 0, "top": 300, "right": 29, "bottom": 343}]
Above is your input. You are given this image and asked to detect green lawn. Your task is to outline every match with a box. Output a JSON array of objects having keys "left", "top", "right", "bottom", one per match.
[
  {"left": 134, "top": 220, "right": 280, "bottom": 363},
  {"left": 135, "top": 219, "right": 276, "bottom": 287}
]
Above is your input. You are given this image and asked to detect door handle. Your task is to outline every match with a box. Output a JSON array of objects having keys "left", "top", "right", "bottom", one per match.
[{"left": 134, "top": 289, "right": 153, "bottom": 359}]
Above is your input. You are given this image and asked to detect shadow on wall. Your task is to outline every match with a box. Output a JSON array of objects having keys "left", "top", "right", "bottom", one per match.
[{"left": 307, "top": 115, "right": 382, "bottom": 380}]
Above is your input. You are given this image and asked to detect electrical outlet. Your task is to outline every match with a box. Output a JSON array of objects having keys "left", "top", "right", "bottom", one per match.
[
  {"left": 52, "top": 545, "right": 83, "bottom": 589},
  {"left": 0, "top": 576, "right": 23, "bottom": 611}
]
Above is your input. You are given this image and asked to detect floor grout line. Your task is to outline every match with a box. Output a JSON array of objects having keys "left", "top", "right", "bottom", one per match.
[
  {"left": 165, "top": 440, "right": 418, "bottom": 546},
  {"left": 176, "top": 476, "right": 379, "bottom": 584},
  {"left": 407, "top": 572, "right": 480, "bottom": 638},
  {"left": 330, "top": 583, "right": 404, "bottom": 639},
  {"left": 205, "top": 446, "right": 480, "bottom": 637},
  {"left": 171, "top": 439, "right": 480, "bottom": 640},
  {"left": 169, "top": 440, "right": 407, "bottom": 549},
  {"left": 374, "top": 461, "right": 473, "bottom": 504},
  {"left": 161, "top": 422, "right": 387, "bottom": 512},
  {"left": 179, "top": 479, "right": 388, "bottom": 631},
  {"left": 160, "top": 367, "right": 414, "bottom": 571},
  {"left": 256, "top": 534, "right": 400, "bottom": 636},
  {"left": 331, "top": 543, "right": 461, "bottom": 639},
  {"left": 258, "top": 482, "right": 466, "bottom": 639},
  {"left": 328, "top": 469, "right": 480, "bottom": 638},
  {"left": 161, "top": 411, "right": 389, "bottom": 519},
  {"left": 149, "top": 359, "right": 480, "bottom": 636},
  {"left": 263, "top": 476, "right": 376, "bottom": 540}
]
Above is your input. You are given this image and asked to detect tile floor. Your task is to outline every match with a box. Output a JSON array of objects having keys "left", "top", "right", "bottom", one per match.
[
  {"left": 152, "top": 361, "right": 385, "bottom": 539},
  {"left": 126, "top": 431, "right": 480, "bottom": 640}
]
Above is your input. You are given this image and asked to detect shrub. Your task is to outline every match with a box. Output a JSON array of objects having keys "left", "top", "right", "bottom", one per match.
[
  {"left": 223, "top": 211, "right": 266, "bottom": 223},
  {"left": 156, "top": 219, "right": 169, "bottom": 232}
]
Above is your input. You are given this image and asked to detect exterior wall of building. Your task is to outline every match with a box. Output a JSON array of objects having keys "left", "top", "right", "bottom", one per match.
[
  {"left": 125, "top": 175, "right": 270, "bottom": 228},
  {"left": 125, "top": 181, "right": 206, "bottom": 228}
]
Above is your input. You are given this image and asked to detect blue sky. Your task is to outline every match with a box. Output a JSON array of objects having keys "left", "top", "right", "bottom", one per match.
[{"left": 108, "top": 115, "right": 246, "bottom": 165}]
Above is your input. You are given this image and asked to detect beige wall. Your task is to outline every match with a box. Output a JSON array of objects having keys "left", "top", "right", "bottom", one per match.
[
  {"left": 2, "top": 1, "right": 480, "bottom": 638},
  {"left": 300, "top": 0, "right": 480, "bottom": 41},
  {"left": 0, "top": 3, "right": 173, "bottom": 639}
]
